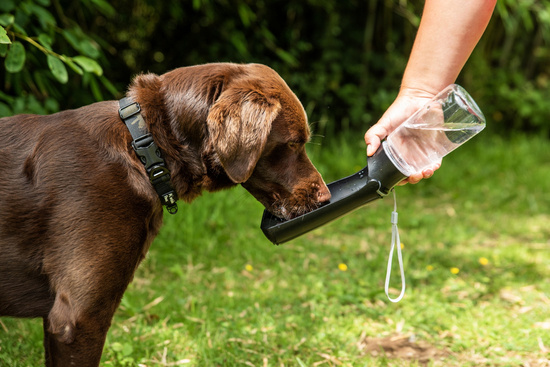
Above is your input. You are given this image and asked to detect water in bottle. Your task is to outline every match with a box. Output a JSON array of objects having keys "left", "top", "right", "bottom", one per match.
[{"left": 384, "top": 84, "right": 486, "bottom": 177}]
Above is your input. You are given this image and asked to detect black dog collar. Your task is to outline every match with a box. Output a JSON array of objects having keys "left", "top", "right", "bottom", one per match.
[{"left": 118, "top": 97, "right": 178, "bottom": 214}]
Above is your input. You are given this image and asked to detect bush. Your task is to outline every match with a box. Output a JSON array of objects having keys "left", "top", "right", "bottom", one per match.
[
  {"left": 1, "top": 0, "right": 549, "bottom": 137},
  {"left": 0, "top": 0, "right": 117, "bottom": 116}
]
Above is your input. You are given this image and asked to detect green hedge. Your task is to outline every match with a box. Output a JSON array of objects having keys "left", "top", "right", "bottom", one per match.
[{"left": 1, "top": 0, "right": 549, "bottom": 136}]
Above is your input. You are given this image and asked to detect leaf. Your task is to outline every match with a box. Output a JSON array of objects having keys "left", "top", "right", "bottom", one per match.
[
  {"left": 5, "top": 41, "right": 25, "bottom": 73},
  {"left": 44, "top": 97, "right": 59, "bottom": 113},
  {"left": 61, "top": 28, "right": 79, "bottom": 48},
  {"left": 37, "top": 33, "right": 52, "bottom": 51},
  {"left": 0, "top": 102, "right": 12, "bottom": 117},
  {"left": 78, "top": 39, "right": 100, "bottom": 59},
  {"left": 61, "top": 56, "right": 83, "bottom": 75},
  {"left": 0, "top": 14, "right": 15, "bottom": 27},
  {"left": 47, "top": 54, "right": 68, "bottom": 84},
  {"left": 89, "top": 74, "right": 103, "bottom": 100},
  {"left": 99, "top": 75, "right": 119, "bottom": 97},
  {"left": 238, "top": 3, "right": 255, "bottom": 27},
  {"left": 33, "top": 70, "right": 49, "bottom": 95},
  {"left": 62, "top": 28, "right": 99, "bottom": 59},
  {"left": 27, "top": 3, "right": 56, "bottom": 28},
  {"left": 0, "top": 90, "right": 14, "bottom": 103},
  {"left": 12, "top": 96, "right": 25, "bottom": 114},
  {"left": 120, "top": 343, "right": 133, "bottom": 356},
  {"left": 89, "top": 0, "right": 115, "bottom": 17},
  {"left": 275, "top": 48, "right": 298, "bottom": 67},
  {"left": 0, "top": 0, "right": 15, "bottom": 13},
  {"left": 11, "top": 22, "right": 27, "bottom": 36},
  {"left": 72, "top": 55, "right": 103, "bottom": 76},
  {"left": 25, "top": 94, "right": 46, "bottom": 114},
  {"left": 0, "top": 43, "right": 7, "bottom": 56},
  {"left": 0, "top": 25, "right": 10, "bottom": 44},
  {"left": 229, "top": 32, "right": 249, "bottom": 57},
  {"left": 110, "top": 342, "right": 123, "bottom": 353}
]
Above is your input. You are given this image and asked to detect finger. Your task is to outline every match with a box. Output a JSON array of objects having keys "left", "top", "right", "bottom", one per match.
[
  {"left": 366, "top": 141, "right": 380, "bottom": 156},
  {"left": 406, "top": 173, "right": 423, "bottom": 184},
  {"left": 364, "top": 123, "right": 388, "bottom": 143},
  {"left": 422, "top": 168, "right": 435, "bottom": 179},
  {"left": 364, "top": 132, "right": 380, "bottom": 157},
  {"left": 364, "top": 125, "right": 388, "bottom": 156}
]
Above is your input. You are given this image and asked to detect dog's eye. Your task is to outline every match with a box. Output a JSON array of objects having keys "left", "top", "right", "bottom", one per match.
[{"left": 287, "top": 142, "right": 300, "bottom": 150}]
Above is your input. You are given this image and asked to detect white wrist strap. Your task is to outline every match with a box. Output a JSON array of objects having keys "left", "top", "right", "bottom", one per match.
[{"left": 385, "top": 190, "right": 406, "bottom": 303}]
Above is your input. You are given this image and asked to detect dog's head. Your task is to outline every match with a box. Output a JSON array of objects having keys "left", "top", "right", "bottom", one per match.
[
  {"left": 204, "top": 64, "right": 330, "bottom": 219},
  {"left": 136, "top": 63, "right": 330, "bottom": 219}
]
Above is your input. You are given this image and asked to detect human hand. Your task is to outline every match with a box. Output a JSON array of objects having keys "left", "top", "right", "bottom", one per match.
[{"left": 364, "top": 88, "right": 441, "bottom": 185}]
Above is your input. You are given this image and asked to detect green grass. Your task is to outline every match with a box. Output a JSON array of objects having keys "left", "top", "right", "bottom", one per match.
[{"left": 1, "top": 132, "right": 550, "bottom": 366}]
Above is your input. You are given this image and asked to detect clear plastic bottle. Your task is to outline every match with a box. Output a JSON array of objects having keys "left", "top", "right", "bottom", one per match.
[{"left": 383, "top": 84, "right": 486, "bottom": 177}]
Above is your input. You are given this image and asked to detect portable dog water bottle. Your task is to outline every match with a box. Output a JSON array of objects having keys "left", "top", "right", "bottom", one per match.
[{"left": 261, "top": 84, "right": 486, "bottom": 245}]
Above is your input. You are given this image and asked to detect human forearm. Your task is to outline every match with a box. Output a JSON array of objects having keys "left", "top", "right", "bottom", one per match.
[{"left": 400, "top": 0, "right": 497, "bottom": 96}]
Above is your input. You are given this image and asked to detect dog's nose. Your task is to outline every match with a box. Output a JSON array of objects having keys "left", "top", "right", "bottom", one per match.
[{"left": 317, "top": 184, "right": 331, "bottom": 203}]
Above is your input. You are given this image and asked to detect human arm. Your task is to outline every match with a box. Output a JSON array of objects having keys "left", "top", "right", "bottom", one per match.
[{"left": 365, "top": 0, "right": 497, "bottom": 184}]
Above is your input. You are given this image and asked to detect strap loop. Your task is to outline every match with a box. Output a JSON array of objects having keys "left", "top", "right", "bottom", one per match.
[
  {"left": 118, "top": 100, "right": 141, "bottom": 120},
  {"left": 385, "top": 190, "right": 406, "bottom": 302}
]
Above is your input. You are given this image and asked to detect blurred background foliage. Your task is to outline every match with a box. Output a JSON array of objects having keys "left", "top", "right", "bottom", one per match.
[{"left": 1, "top": 0, "right": 549, "bottom": 137}]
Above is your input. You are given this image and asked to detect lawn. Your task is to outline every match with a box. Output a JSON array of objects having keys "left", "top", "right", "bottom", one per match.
[{"left": 1, "top": 132, "right": 549, "bottom": 366}]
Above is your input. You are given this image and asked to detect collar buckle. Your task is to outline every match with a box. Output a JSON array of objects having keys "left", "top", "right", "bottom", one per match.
[{"left": 131, "top": 134, "right": 164, "bottom": 168}]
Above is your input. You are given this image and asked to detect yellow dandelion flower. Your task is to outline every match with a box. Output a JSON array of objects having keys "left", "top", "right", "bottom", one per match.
[
  {"left": 400, "top": 243, "right": 405, "bottom": 249},
  {"left": 426, "top": 265, "right": 434, "bottom": 271},
  {"left": 245, "top": 264, "right": 253, "bottom": 272},
  {"left": 479, "top": 257, "right": 489, "bottom": 266},
  {"left": 450, "top": 267, "right": 460, "bottom": 275},
  {"left": 338, "top": 263, "right": 348, "bottom": 272}
]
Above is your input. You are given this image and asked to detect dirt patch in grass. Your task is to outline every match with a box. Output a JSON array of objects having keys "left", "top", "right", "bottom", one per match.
[{"left": 358, "top": 333, "right": 451, "bottom": 366}]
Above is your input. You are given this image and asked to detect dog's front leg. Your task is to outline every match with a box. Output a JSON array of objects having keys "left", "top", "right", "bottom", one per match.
[
  {"left": 43, "top": 319, "right": 110, "bottom": 367},
  {"left": 42, "top": 291, "right": 115, "bottom": 367},
  {"left": 40, "top": 232, "right": 149, "bottom": 366}
]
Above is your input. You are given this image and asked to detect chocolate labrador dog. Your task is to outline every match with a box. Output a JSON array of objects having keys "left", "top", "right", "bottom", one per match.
[{"left": 0, "top": 63, "right": 331, "bottom": 366}]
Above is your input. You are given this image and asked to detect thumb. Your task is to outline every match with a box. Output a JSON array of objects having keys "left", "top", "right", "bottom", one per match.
[
  {"left": 364, "top": 124, "right": 388, "bottom": 156},
  {"left": 366, "top": 140, "right": 379, "bottom": 156}
]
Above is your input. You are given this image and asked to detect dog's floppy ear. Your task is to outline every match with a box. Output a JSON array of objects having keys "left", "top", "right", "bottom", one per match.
[{"left": 207, "top": 87, "right": 281, "bottom": 183}]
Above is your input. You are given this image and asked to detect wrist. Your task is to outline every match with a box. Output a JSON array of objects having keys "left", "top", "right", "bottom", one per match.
[
  {"left": 398, "top": 82, "right": 446, "bottom": 100},
  {"left": 394, "top": 87, "right": 437, "bottom": 108}
]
